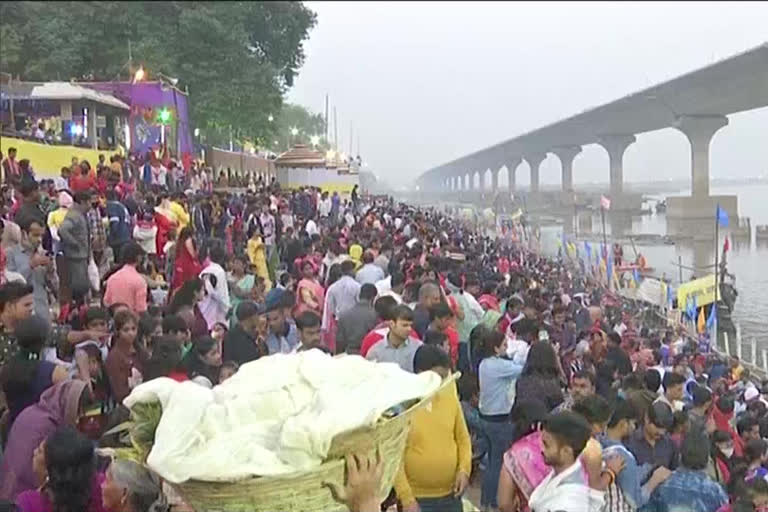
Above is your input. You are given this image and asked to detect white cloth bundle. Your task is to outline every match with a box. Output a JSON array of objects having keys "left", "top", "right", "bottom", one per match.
[{"left": 124, "top": 349, "right": 441, "bottom": 483}]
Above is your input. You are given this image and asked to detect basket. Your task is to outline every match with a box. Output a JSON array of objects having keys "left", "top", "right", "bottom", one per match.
[{"left": 170, "top": 372, "right": 460, "bottom": 512}]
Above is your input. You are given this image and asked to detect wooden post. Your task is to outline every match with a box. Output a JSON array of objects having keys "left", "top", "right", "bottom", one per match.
[
  {"left": 751, "top": 337, "right": 757, "bottom": 367},
  {"left": 723, "top": 331, "right": 730, "bottom": 357},
  {"left": 762, "top": 349, "right": 767, "bottom": 373},
  {"left": 736, "top": 324, "right": 743, "bottom": 360}
]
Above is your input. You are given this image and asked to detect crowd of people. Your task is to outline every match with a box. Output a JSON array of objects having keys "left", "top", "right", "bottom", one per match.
[{"left": 0, "top": 146, "right": 765, "bottom": 512}]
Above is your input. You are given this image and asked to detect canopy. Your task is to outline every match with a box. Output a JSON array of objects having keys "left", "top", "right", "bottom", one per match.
[{"left": 1, "top": 81, "right": 129, "bottom": 110}]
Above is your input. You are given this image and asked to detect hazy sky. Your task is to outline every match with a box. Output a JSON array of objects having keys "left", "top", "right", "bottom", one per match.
[{"left": 288, "top": 1, "right": 768, "bottom": 188}]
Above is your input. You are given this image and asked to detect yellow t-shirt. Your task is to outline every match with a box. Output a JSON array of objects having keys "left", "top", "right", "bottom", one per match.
[
  {"left": 394, "top": 383, "right": 472, "bottom": 505},
  {"left": 169, "top": 201, "right": 190, "bottom": 233},
  {"left": 47, "top": 208, "right": 68, "bottom": 229}
]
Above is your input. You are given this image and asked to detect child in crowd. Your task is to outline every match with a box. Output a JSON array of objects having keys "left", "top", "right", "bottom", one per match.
[
  {"left": 104, "top": 310, "right": 142, "bottom": 403},
  {"left": 219, "top": 361, "right": 239, "bottom": 383},
  {"left": 73, "top": 307, "right": 111, "bottom": 382}
]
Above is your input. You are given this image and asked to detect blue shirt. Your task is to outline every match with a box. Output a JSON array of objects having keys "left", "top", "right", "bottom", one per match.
[
  {"left": 640, "top": 469, "right": 727, "bottom": 512},
  {"left": 265, "top": 321, "right": 299, "bottom": 354},
  {"left": 478, "top": 356, "right": 524, "bottom": 416},
  {"left": 599, "top": 436, "right": 653, "bottom": 509},
  {"left": 355, "top": 263, "right": 385, "bottom": 285}
]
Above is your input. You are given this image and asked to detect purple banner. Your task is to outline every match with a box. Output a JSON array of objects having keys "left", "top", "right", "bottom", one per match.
[{"left": 80, "top": 81, "right": 193, "bottom": 157}]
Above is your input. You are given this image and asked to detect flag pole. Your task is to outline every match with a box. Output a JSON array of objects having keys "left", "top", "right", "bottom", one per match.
[
  {"left": 713, "top": 203, "right": 719, "bottom": 350},
  {"left": 600, "top": 204, "right": 607, "bottom": 251}
]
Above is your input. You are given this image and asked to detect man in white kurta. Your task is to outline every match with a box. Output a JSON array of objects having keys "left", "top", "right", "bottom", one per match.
[{"left": 528, "top": 412, "right": 605, "bottom": 512}]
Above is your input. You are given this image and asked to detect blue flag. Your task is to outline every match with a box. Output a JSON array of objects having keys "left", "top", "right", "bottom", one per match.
[
  {"left": 685, "top": 296, "right": 696, "bottom": 320},
  {"left": 633, "top": 268, "right": 640, "bottom": 284},
  {"left": 706, "top": 303, "right": 717, "bottom": 330},
  {"left": 606, "top": 249, "right": 613, "bottom": 287},
  {"left": 666, "top": 285, "right": 674, "bottom": 307},
  {"left": 584, "top": 241, "right": 592, "bottom": 262},
  {"left": 717, "top": 204, "right": 729, "bottom": 227}
]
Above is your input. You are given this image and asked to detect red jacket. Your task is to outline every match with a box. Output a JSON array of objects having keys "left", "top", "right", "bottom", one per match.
[{"left": 70, "top": 173, "right": 96, "bottom": 193}]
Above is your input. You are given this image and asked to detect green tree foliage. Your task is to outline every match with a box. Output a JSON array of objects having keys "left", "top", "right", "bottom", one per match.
[
  {"left": 271, "top": 103, "right": 328, "bottom": 152},
  {"left": 0, "top": 1, "right": 317, "bottom": 147}
]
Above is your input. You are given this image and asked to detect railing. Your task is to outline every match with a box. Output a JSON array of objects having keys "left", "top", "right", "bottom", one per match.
[{"left": 715, "top": 323, "right": 767, "bottom": 379}]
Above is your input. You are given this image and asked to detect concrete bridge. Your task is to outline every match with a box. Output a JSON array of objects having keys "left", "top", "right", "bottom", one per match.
[{"left": 416, "top": 43, "right": 768, "bottom": 218}]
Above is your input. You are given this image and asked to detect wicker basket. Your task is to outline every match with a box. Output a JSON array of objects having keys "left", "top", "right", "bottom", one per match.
[{"left": 171, "top": 372, "right": 459, "bottom": 512}]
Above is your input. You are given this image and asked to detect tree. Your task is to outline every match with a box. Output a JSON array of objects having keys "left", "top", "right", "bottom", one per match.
[
  {"left": 271, "top": 103, "right": 328, "bottom": 152},
  {"left": 0, "top": 1, "right": 317, "bottom": 149}
]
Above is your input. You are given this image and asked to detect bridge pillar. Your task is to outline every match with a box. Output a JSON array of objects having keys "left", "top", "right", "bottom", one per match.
[
  {"left": 465, "top": 173, "right": 472, "bottom": 191},
  {"left": 478, "top": 170, "right": 486, "bottom": 191},
  {"left": 552, "top": 146, "right": 581, "bottom": 192},
  {"left": 506, "top": 157, "right": 521, "bottom": 193},
  {"left": 491, "top": 169, "right": 499, "bottom": 193},
  {"left": 598, "top": 134, "right": 636, "bottom": 198},
  {"left": 674, "top": 115, "right": 728, "bottom": 199},
  {"left": 524, "top": 153, "right": 547, "bottom": 193}
]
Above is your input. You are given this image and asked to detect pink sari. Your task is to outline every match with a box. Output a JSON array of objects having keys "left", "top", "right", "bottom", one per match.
[
  {"left": 295, "top": 278, "right": 325, "bottom": 317},
  {"left": 502, "top": 431, "right": 550, "bottom": 511}
]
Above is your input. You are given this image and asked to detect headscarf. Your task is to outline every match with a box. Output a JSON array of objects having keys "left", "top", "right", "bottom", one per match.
[
  {"left": 0, "top": 380, "right": 88, "bottom": 501},
  {"left": 58, "top": 190, "right": 73, "bottom": 208},
  {"left": 1, "top": 220, "right": 21, "bottom": 249},
  {"left": 349, "top": 244, "right": 363, "bottom": 269}
]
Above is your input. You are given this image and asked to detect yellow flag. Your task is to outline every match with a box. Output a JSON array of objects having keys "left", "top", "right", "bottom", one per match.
[{"left": 697, "top": 307, "right": 706, "bottom": 334}]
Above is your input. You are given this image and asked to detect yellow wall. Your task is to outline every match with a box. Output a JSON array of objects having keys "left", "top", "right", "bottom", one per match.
[{"left": 0, "top": 137, "right": 123, "bottom": 178}]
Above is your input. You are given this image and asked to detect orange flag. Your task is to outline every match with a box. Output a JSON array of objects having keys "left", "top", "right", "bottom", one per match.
[{"left": 697, "top": 307, "right": 706, "bottom": 334}]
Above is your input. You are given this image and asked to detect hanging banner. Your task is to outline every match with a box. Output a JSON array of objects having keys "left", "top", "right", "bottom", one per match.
[{"left": 677, "top": 274, "right": 719, "bottom": 308}]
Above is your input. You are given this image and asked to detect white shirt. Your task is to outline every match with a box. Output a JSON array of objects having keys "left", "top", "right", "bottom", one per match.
[
  {"left": 375, "top": 276, "right": 392, "bottom": 295},
  {"left": 199, "top": 263, "right": 231, "bottom": 329},
  {"left": 53, "top": 177, "right": 69, "bottom": 192},
  {"left": 305, "top": 219, "right": 318, "bottom": 237},
  {"left": 133, "top": 224, "right": 158, "bottom": 255},
  {"left": 281, "top": 214, "right": 294, "bottom": 230},
  {"left": 319, "top": 198, "right": 332, "bottom": 217},
  {"left": 528, "top": 459, "right": 604, "bottom": 512}
]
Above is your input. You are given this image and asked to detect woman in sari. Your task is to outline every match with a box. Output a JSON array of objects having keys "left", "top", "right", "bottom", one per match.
[
  {"left": 153, "top": 196, "right": 177, "bottom": 260},
  {"left": 228, "top": 255, "right": 255, "bottom": 318},
  {"left": 246, "top": 229, "right": 271, "bottom": 290},
  {"left": 171, "top": 227, "right": 202, "bottom": 293},
  {"left": 15, "top": 426, "right": 106, "bottom": 512},
  {"left": 0, "top": 380, "right": 89, "bottom": 501},
  {"left": 497, "top": 399, "right": 550, "bottom": 512},
  {"left": 295, "top": 259, "right": 325, "bottom": 318}
]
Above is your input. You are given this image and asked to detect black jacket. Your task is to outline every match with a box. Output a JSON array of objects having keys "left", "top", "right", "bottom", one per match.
[{"left": 222, "top": 323, "right": 264, "bottom": 366}]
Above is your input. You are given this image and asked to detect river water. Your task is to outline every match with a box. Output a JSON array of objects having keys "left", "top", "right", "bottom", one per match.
[{"left": 539, "top": 184, "right": 768, "bottom": 348}]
